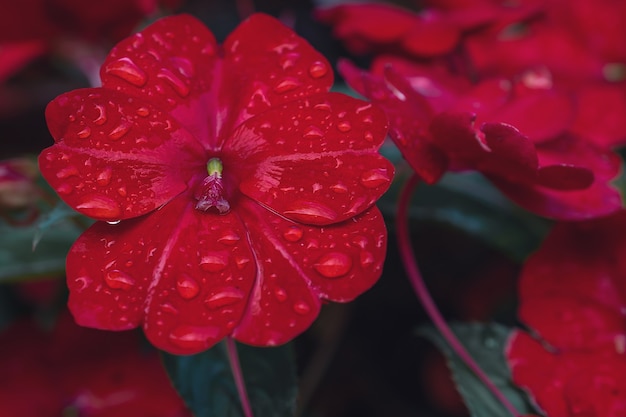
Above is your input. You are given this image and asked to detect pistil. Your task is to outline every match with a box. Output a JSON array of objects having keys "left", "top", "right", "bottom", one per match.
[{"left": 194, "top": 158, "right": 230, "bottom": 214}]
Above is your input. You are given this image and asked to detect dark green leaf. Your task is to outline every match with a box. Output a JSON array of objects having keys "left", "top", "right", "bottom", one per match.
[
  {"left": 418, "top": 322, "right": 538, "bottom": 417},
  {"left": 0, "top": 213, "right": 82, "bottom": 282},
  {"left": 379, "top": 171, "right": 551, "bottom": 262},
  {"left": 162, "top": 341, "right": 297, "bottom": 417}
]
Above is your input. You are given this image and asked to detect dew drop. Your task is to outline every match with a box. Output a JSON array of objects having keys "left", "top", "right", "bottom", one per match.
[
  {"left": 76, "top": 194, "right": 121, "bottom": 218},
  {"left": 330, "top": 183, "right": 348, "bottom": 194},
  {"left": 217, "top": 230, "right": 240, "bottom": 246},
  {"left": 108, "top": 122, "right": 132, "bottom": 140},
  {"left": 309, "top": 61, "right": 328, "bottom": 78},
  {"left": 96, "top": 167, "right": 113, "bottom": 186},
  {"left": 274, "top": 287, "right": 288, "bottom": 302},
  {"left": 284, "top": 201, "right": 338, "bottom": 223},
  {"left": 136, "top": 107, "right": 150, "bottom": 117},
  {"left": 169, "top": 325, "right": 220, "bottom": 350},
  {"left": 106, "top": 220, "right": 121, "bottom": 225},
  {"left": 105, "top": 57, "right": 147, "bottom": 87},
  {"left": 77, "top": 126, "right": 92, "bottom": 139},
  {"left": 336, "top": 121, "right": 352, "bottom": 132},
  {"left": 364, "top": 131, "right": 374, "bottom": 142},
  {"left": 160, "top": 303, "right": 179, "bottom": 315},
  {"left": 314, "top": 102, "right": 331, "bottom": 112},
  {"left": 360, "top": 251, "right": 375, "bottom": 267},
  {"left": 293, "top": 301, "right": 311, "bottom": 315},
  {"left": 235, "top": 257, "right": 251, "bottom": 270},
  {"left": 93, "top": 105, "right": 107, "bottom": 125},
  {"left": 274, "top": 78, "right": 301, "bottom": 94},
  {"left": 204, "top": 287, "right": 245, "bottom": 310},
  {"left": 360, "top": 168, "right": 391, "bottom": 188},
  {"left": 314, "top": 252, "right": 352, "bottom": 278},
  {"left": 177, "top": 275, "right": 200, "bottom": 299},
  {"left": 117, "top": 187, "right": 127, "bottom": 197},
  {"left": 157, "top": 68, "right": 190, "bottom": 97},
  {"left": 283, "top": 226, "right": 304, "bottom": 242},
  {"left": 56, "top": 166, "right": 79, "bottom": 179},
  {"left": 104, "top": 269, "right": 135, "bottom": 290},
  {"left": 303, "top": 126, "right": 324, "bottom": 140},
  {"left": 200, "top": 251, "right": 230, "bottom": 272},
  {"left": 57, "top": 183, "right": 73, "bottom": 195},
  {"left": 170, "top": 56, "right": 195, "bottom": 78},
  {"left": 74, "top": 276, "right": 92, "bottom": 291}
]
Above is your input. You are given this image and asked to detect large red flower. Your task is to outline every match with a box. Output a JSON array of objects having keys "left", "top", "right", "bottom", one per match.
[
  {"left": 39, "top": 14, "right": 393, "bottom": 355},
  {"left": 339, "top": 58, "right": 622, "bottom": 220},
  {"left": 507, "top": 211, "right": 626, "bottom": 416}
]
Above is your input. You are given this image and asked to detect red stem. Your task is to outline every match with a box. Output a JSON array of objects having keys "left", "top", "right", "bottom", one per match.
[
  {"left": 396, "top": 174, "right": 520, "bottom": 417},
  {"left": 226, "top": 337, "right": 255, "bottom": 417}
]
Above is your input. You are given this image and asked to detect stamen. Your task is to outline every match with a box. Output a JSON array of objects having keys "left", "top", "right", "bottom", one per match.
[{"left": 194, "top": 158, "right": 230, "bottom": 214}]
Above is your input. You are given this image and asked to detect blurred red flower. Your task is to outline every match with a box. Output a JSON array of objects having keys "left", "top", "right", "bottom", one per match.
[
  {"left": 39, "top": 14, "right": 393, "bottom": 354},
  {"left": 507, "top": 211, "right": 626, "bottom": 416},
  {"left": 0, "top": 313, "right": 191, "bottom": 417}
]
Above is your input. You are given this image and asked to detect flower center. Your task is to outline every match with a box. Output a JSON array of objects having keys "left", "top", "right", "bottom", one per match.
[{"left": 194, "top": 158, "right": 230, "bottom": 214}]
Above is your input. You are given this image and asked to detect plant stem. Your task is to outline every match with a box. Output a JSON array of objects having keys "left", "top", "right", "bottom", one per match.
[
  {"left": 396, "top": 174, "right": 520, "bottom": 417},
  {"left": 225, "top": 337, "right": 254, "bottom": 417}
]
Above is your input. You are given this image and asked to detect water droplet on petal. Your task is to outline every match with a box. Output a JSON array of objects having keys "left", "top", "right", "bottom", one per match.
[
  {"left": 74, "top": 276, "right": 92, "bottom": 291},
  {"left": 314, "top": 252, "right": 352, "bottom": 278},
  {"left": 336, "top": 121, "right": 352, "bottom": 132},
  {"left": 76, "top": 194, "right": 121, "bottom": 218},
  {"left": 157, "top": 68, "right": 190, "bottom": 97},
  {"left": 303, "top": 126, "right": 324, "bottom": 139},
  {"left": 106, "top": 220, "right": 121, "bottom": 225},
  {"left": 93, "top": 104, "right": 107, "bottom": 125},
  {"left": 284, "top": 201, "right": 338, "bottom": 223},
  {"left": 235, "top": 257, "right": 251, "bottom": 270},
  {"left": 330, "top": 183, "right": 348, "bottom": 194},
  {"left": 105, "top": 57, "right": 147, "bottom": 87},
  {"left": 360, "top": 168, "right": 391, "bottom": 188},
  {"left": 309, "top": 61, "right": 328, "bottom": 78},
  {"left": 293, "top": 301, "right": 311, "bottom": 315},
  {"left": 283, "top": 225, "right": 304, "bottom": 242},
  {"left": 360, "top": 251, "right": 375, "bottom": 267},
  {"left": 96, "top": 167, "right": 112, "bottom": 186},
  {"left": 200, "top": 251, "right": 230, "bottom": 272},
  {"left": 274, "top": 287, "right": 288, "bottom": 302},
  {"left": 274, "top": 78, "right": 301, "bottom": 93},
  {"left": 177, "top": 275, "right": 200, "bottom": 299},
  {"left": 104, "top": 270, "right": 135, "bottom": 290},
  {"left": 136, "top": 107, "right": 150, "bottom": 117},
  {"left": 108, "top": 122, "right": 132, "bottom": 140},
  {"left": 170, "top": 56, "right": 195, "bottom": 78},
  {"left": 160, "top": 303, "right": 178, "bottom": 314},
  {"left": 169, "top": 325, "right": 220, "bottom": 350},
  {"left": 217, "top": 230, "right": 240, "bottom": 246},
  {"left": 57, "top": 183, "right": 73, "bottom": 195},
  {"left": 77, "top": 126, "right": 91, "bottom": 139},
  {"left": 364, "top": 131, "right": 374, "bottom": 142},
  {"left": 204, "top": 287, "right": 245, "bottom": 310},
  {"left": 56, "top": 166, "right": 79, "bottom": 179}
]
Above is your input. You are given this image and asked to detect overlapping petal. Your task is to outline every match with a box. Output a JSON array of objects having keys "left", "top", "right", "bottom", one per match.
[
  {"left": 228, "top": 93, "right": 392, "bottom": 225},
  {"left": 40, "top": 88, "right": 205, "bottom": 221}
]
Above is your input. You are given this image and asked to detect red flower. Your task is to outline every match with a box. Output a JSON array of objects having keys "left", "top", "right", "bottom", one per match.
[
  {"left": 507, "top": 212, "right": 626, "bottom": 416},
  {"left": 339, "top": 58, "right": 622, "bottom": 220},
  {"left": 0, "top": 313, "right": 191, "bottom": 417},
  {"left": 39, "top": 14, "right": 393, "bottom": 354}
]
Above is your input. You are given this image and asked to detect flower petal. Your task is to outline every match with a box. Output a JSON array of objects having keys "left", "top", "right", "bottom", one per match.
[
  {"left": 100, "top": 14, "right": 220, "bottom": 148},
  {"left": 67, "top": 196, "right": 257, "bottom": 355},
  {"left": 229, "top": 93, "right": 393, "bottom": 225},
  {"left": 220, "top": 13, "right": 334, "bottom": 139},
  {"left": 40, "top": 88, "right": 205, "bottom": 221}
]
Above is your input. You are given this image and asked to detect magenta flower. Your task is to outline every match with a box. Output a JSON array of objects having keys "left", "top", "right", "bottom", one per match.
[{"left": 39, "top": 14, "right": 393, "bottom": 354}]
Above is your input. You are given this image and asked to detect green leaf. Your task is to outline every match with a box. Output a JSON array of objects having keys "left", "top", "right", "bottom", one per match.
[
  {"left": 0, "top": 212, "right": 83, "bottom": 282},
  {"left": 418, "top": 322, "right": 538, "bottom": 417},
  {"left": 379, "top": 171, "right": 551, "bottom": 262},
  {"left": 162, "top": 341, "right": 298, "bottom": 417}
]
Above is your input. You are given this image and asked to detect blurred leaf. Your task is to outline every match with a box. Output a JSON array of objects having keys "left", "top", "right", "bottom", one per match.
[
  {"left": 379, "top": 171, "right": 551, "bottom": 262},
  {"left": 0, "top": 213, "right": 82, "bottom": 282},
  {"left": 33, "top": 201, "right": 85, "bottom": 249},
  {"left": 418, "top": 322, "right": 538, "bottom": 417},
  {"left": 162, "top": 341, "right": 297, "bottom": 417}
]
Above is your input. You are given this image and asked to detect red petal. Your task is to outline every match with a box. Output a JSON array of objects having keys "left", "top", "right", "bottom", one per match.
[
  {"left": 40, "top": 88, "right": 205, "bottom": 221},
  {"left": 339, "top": 60, "right": 448, "bottom": 184},
  {"left": 220, "top": 13, "right": 334, "bottom": 138},
  {"left": 402, "top": 13, "right": 460, "bottom": 56},
  {"left": 230, "top": 93, "right": 393, "bottom": 225},
  {"left": 537, "top": 165, "right": 593, "bottom": 190},
  {"left": 571, "top": 85, "right": 626, "bottom": 147},
  {"left": 67, "top": 197, "right": 257, "bottom": 355},
  {"left": 100, "top": 14, "right": 221, "bottom": 148}
]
